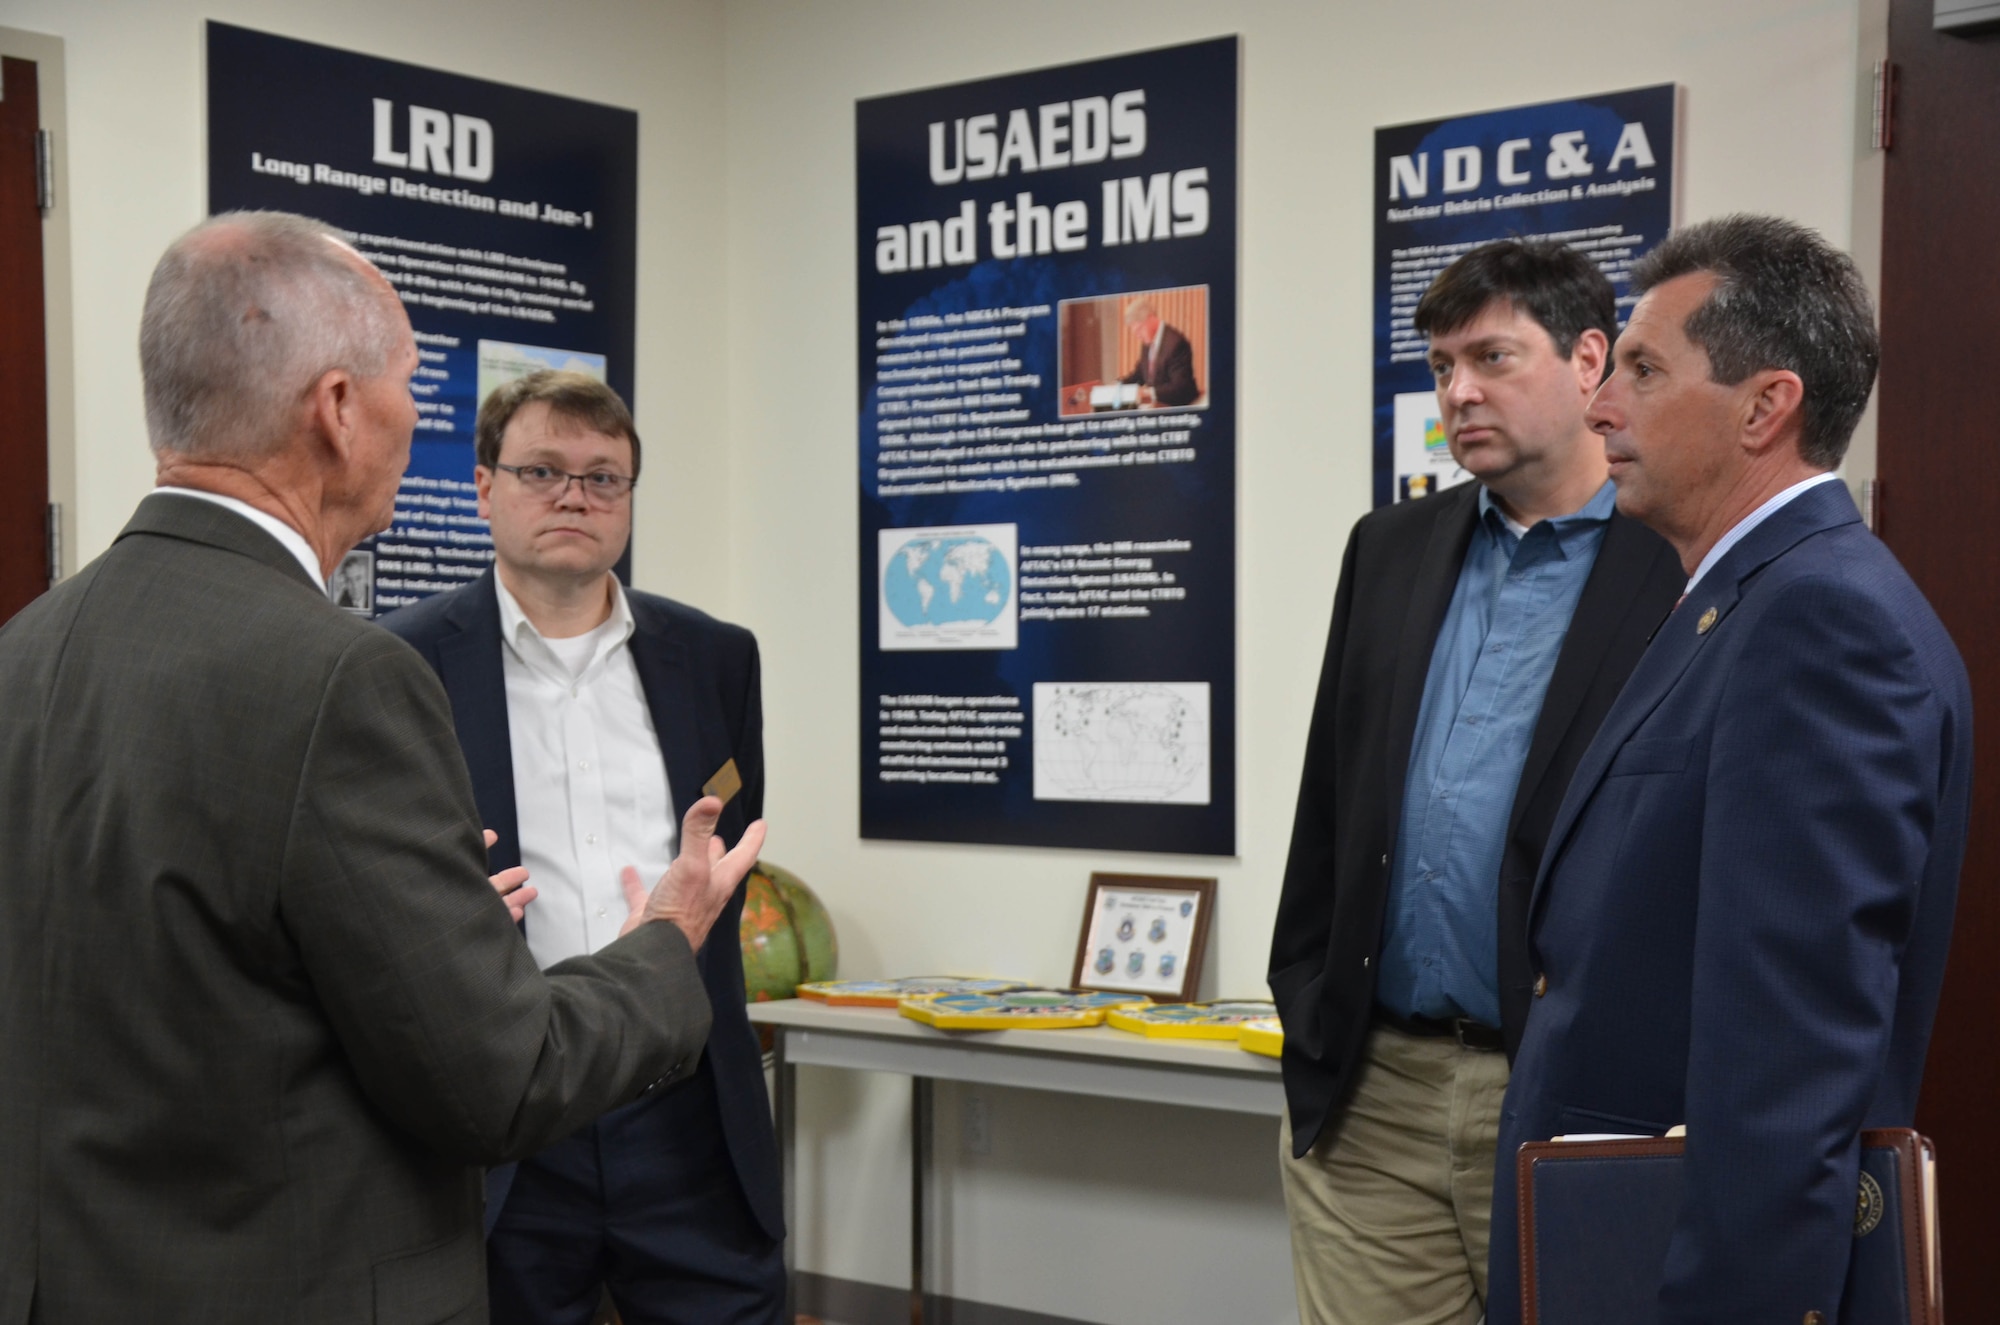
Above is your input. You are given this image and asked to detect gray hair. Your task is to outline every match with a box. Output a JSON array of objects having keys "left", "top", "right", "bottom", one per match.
[
  {"left": 139, "top": 211, "right": 405, "bottom": 460},
  {"left": 1630, "top": 214, "right": 1878, "bottom": 469}
]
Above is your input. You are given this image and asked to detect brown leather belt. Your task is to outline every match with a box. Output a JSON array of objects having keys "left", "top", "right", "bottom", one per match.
[{"left": 1373, "top": 1006, "right": 1505, "bottom": 1052}]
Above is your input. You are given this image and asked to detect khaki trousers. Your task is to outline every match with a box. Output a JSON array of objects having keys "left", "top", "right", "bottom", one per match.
[{"left": 1278, "top": 1023, "right": 1510, "bottom": 1325}]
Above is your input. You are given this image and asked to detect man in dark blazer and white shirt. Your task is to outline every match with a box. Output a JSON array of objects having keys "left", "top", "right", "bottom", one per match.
[
  {"left": 1486, "top": 216, "right": 1972, "bottom": 1325},
  {"left": 383, "top": 372, "right": 784, "bottom": 1324},
  {"left": 0, "top": 212, "right": 761, "bottom": 1325},
  {"left": 1268, "top": 240, "right": 1683, "bottom": 1323}
]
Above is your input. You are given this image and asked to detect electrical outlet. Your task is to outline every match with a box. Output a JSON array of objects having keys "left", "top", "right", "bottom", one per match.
[{"left": 962, "top": 1092, "right": 992, "bottom": 1156}]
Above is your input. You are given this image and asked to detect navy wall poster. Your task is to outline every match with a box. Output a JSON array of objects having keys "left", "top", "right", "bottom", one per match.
[
  {"left": 207, "top": 22, "right": 637, "bottom": 615},
  {"left": 1375, "top": 85, "right": 1679, "bottom": 506},
  {"left": 858, "top": 38, "right": 1238, "bottom": 854}
]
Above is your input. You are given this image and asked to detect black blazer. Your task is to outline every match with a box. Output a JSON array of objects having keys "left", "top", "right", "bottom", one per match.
[
  {"left": 1267, "top": 481, "right": 1683, "bottom": 1157},
  {"left": 1120, "top": 324, "right": 1200, "bottom": 406},
  {"left": 381, "top": 570, "right": 783, "bottom": 1240}
]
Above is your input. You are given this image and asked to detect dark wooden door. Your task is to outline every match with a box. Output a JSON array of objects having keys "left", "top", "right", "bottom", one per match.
[
  {"left": 1879, "top": 1, "right": 2000, "bottom": 1308},
  {"left": 0, "top": 55, "right": 49, "bottom": 624}
]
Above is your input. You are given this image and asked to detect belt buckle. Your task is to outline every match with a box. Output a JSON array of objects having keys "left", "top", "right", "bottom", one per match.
[{"left": 1450, "top": 1018, "right": 1483, "bottom": 1050}]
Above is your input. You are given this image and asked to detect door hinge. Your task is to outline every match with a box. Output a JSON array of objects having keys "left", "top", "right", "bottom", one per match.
[
  {"left": 1860, "top": 479, "right": 1881, "bottom": 535},
  {"left": 35, "top": 129, "right": 53, "bottom": 213},
  {"left": 1871, "top": 60, "right": 1897, "bottom": 151},
  {"left": 46, "top": 503, "right": 62, "bottom": 588}
]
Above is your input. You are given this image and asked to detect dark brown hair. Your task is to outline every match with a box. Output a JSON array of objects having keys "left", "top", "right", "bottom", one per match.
[
  {"left": 1630, "top": 214, "right": 1877, "bottom": 469},
  {"left": 474, "top": 369, "right": 641, "bottom": 477},
  {"left": 1413, "top": 238, "right": 1618, "bottom": 370}
]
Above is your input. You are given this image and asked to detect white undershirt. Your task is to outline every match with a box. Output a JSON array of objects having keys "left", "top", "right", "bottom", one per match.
[
  {"left": 154, "top": 486, "right": 326, "bottom": 593},
  {"left": 1684, "top": 471, "right": 1843, "bottom": 595},
  {"left": 494, "top": 573, "right": 677, "bottom": 969}
]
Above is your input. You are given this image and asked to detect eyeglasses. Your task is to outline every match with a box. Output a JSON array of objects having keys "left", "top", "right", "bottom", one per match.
[{"left": 494, "top": 463, "right": 637, "bottom": 505}]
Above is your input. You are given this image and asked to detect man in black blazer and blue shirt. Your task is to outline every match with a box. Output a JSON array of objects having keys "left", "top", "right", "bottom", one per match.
[
  {"left": 1268, "top": 241, "right": 1684, "bottom": 1323},
  {"left": 383, "top": 372, "right": 783, "bottom": 1324}
]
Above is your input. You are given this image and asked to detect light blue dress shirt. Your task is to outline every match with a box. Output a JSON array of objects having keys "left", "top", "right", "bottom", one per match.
[{"left": 1376, "top": 480, "right": 1617, "bottom": 1026}]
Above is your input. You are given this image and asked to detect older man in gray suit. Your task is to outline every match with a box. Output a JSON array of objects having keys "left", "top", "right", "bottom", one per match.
[{"left": 0, "top": 211, "right": 761, "bottom": 1325}]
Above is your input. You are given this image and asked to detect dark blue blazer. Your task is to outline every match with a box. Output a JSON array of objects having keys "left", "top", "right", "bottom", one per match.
[
  {"left": 381, "top": 570, "right": 783, "bottom": 1241},
  {"left": 1488, "top": 481, "right": 1972, "bottom": 1324}
]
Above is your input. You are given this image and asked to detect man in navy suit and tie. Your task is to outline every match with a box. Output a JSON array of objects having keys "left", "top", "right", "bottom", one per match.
[
  {"left": 1487, "top": 215, "right": 1973, "bottom": 1324},
  {"left": 383, "top": 371, "right": 784, "bottom": 1324}
]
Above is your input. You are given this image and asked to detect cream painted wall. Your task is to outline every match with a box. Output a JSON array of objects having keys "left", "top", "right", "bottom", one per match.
[
  {"left": 0, "top": 0, "right": 730, "bottom": 601},
  {"left": 722, "top": 1, "right": 1878, "bottom": 1318}
]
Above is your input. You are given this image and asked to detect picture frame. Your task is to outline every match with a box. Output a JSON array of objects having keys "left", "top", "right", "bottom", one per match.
[{"left": 1070, "top": 872, "right": 1217, "bottom": 1003}]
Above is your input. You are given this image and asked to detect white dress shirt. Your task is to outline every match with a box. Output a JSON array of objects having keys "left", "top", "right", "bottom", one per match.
[
  {"left": 495, "top": 573, "right": 677, "bottom": 970},
  {"left": 1683, "top": 471, "right": 1844, "bottom": 595},
  {"left": 154, "top": 486, "right": 326, "bottom": 592}
]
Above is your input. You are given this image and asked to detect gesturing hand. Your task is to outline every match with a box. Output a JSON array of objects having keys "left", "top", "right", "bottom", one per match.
[
  {"left": 484, "top": 828, "right": 536, "bottom": 923},
  {"left": 618, "top": 797, "right": 768, "bottom": 951}
]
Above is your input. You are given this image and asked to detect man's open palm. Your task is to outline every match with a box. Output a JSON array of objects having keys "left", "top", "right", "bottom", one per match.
[{"left": 619, "top": 796, "right": 767, "bottom": 950}]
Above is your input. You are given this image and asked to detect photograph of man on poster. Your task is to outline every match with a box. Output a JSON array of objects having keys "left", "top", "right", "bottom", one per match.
[
  {"left": 1058, "top": 287, "right": 1209, "bottom": 414},
  {"left": 329, "top": 550, "right": 374, "bottom": 613},
  {"left": 1120, "top": 296, "right": 1200, "bottom": 406}
]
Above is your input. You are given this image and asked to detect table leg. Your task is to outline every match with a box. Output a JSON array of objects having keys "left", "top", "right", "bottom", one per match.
[
  {"left": 911, "top": 1075, "right": 933, "bottom": 1324},
  {"left": 775, "top": 1030, "right": 796, "bottom": 1323}
]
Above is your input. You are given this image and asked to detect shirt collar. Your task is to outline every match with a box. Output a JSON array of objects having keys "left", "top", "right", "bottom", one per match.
[
  {"left": 1477, "top": 479, "right": 1616, "bottom": 549},
  {"left": 1683, "top": 470, "right": 1842, "bottom": 596},
  {"left": 154, "top": 486, "right": 326, "bottom": 593},
  {"left": 493, "top": 570, "right": 635, "bottom": 679}
]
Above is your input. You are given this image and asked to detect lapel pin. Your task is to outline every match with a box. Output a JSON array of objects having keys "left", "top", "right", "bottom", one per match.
[{"left": 1697, "top": 606, "right": 1719, "bottom": 636}]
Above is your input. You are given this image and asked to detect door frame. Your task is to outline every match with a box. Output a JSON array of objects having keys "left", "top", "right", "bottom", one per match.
[{"left": 0, "top": 25, "right": 73, "bottom": 584}]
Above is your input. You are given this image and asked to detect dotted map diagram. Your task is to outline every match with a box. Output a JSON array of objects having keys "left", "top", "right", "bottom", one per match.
[{"left": 1032, "top": 682, "right": 1211, "bottom": 805}]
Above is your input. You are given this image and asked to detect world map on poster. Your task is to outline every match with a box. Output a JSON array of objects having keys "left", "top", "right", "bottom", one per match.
[
  {"left": 1032, "top": 682, "right": 1211, "bottom": 805},
  {"left": 883, "top": 535, "right": 1013, "bottom": 628}
]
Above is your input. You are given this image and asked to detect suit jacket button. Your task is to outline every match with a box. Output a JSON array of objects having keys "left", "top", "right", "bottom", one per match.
[
  {"left": 1533, "top": 974, "right": 1548, "bottom": 998},
  {"left": 1803, "top": 1313, "right": 1826, "bottom": 1325}
]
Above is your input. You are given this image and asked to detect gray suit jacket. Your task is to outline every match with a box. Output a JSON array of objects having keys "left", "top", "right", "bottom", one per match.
[{"left": 0, "top": 494, "right": 712, "bottom": 1325}]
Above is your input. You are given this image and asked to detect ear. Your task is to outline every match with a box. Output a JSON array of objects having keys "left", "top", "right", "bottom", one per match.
[
  {"left": 1570, "top": 328, "right": 1610, "bottom": 397},
  {"left": 1739, "top": 369, "right": 1806, "bottom": 458},
  {"left": 473, "top": 464, "right": 495, "bottom": 521},
  {"left": 305, "top": 367, "right": 360, "bottom": 465}
]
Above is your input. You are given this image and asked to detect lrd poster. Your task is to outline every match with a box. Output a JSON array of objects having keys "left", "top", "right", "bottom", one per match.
[{"left": 206, "top": 22, "right": 637, "bottom": 616}]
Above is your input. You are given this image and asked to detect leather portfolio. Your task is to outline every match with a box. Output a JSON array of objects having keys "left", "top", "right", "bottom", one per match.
[{"left": 1517, "top": 1127, "right": 1940, "bottom": 1324}]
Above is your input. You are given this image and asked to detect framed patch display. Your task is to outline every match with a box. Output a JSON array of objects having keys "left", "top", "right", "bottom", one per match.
[{"left": 1070, "top": 872, "right": 1215, "bottom": 1003}]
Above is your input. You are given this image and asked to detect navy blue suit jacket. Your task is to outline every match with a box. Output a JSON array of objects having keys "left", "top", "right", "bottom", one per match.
[
  {"left": 380, "top": 571, "right": 784, "bottom": 1242},
  {"left": 1488, "top": 481, "right": 1972, "bottom": 1324}
]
